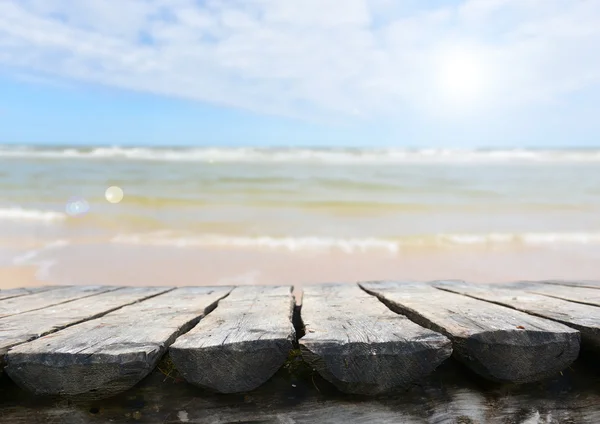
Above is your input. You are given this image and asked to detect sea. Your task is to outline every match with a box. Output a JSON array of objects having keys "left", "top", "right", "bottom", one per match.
[{"left": 1, "top": 145, "right": 599, "bottom": 288}]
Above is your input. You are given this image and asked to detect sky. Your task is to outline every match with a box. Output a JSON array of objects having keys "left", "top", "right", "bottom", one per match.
[{"left": 1, "top": 0, "right": 600, "bottom": 147}]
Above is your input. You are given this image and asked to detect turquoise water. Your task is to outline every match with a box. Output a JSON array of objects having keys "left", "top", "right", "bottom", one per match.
[{"left": 1, "top": 146, "right": 600, "bottom": 285}]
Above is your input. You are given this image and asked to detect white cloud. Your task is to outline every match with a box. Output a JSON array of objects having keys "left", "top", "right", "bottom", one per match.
[{"left": 0, "top": 0, "right": 599, "bottom": 121}]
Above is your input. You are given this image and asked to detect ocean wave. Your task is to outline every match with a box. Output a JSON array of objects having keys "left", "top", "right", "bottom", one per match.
[
  {"left": 437, "top": 233, "right": 600, "bottom": 245},
  {"left": 2, "top": 146, "right": 600, "bottom": 164},
  {"left": 12, "top": 239, "right": 70, "bottom": 265},
  {"left": 111, "top": 234, "right": 402, "bottom": 253},
  {"left": 110, "top": 231, "right": 600, "bottom": 253},
  {"left": 12, "top": 239, "right": 69, "bottom": 280},
  {"left": 0, "top": 207, "right": 66, "bottom": 223}
]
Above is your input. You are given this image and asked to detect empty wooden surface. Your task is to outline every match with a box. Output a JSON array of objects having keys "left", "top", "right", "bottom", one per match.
[
  {"left": 298, "top": 283, "right": 452, "bottom": 395},
  {"left": 0, "top": 287, "right": 171, "bottom": 370},
  {"left": 5, "top": 286, "right": 231, "bottom": 398},
  {"left": 433, "top": 280, "right": 600, "bottom": 352},
  {"left": 514, "top": 281, "right": 600, "bottom": 307},
  {"left": 170, "top": 286, "right": 295, "bottom": 393},
  {"left": 0, "top": 286, "right": 117, "bottom": 319},
  {"left": 537, "top": 280, "right": 600, "bottom": 290},
  {"left": 0, "top": 286, "right": 61, "bottom": 302},
  {"left": 360, "top": 281, "right": 581, "bottom": 383}
]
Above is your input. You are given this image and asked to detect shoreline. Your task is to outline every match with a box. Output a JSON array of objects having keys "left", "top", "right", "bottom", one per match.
[
  {"left": 0, "top": 266, "right": 44, "bottom": 289},
  {"left": 2, "top": 243, "right": 598, "bottom": 289}
]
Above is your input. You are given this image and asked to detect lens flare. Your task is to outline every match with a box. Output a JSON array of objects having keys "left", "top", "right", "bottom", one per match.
[
  {"left": 65, "top": 197, "right": 90, "bottom": 217},
  {"left": 105, "top": 186, "right": 124, "bottom": 204}
]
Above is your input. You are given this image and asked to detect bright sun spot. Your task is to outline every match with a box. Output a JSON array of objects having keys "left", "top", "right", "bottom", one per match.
[
  {"left": 105, "top": 186, "right": 124, "bottom": 204},
  {"left": 436, "top": 48, "right": 487, "bottom": 108}
]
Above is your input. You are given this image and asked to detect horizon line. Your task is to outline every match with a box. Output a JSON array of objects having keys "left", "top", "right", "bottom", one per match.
[{"left": 0, "top": 142, "right": 598, "bottom": 151}]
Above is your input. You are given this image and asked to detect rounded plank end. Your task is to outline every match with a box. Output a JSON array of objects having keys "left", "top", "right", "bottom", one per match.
[
  {"left": 5, "top": 347, "right": 163, "bottom": 398},
  {"left": 365, "top": 281, "right": 583, "bottom": 384},
  {"left": 300, "top": 337, "right": 452, "bottom": 395},
  {"left": 170, "top": 338, "right": 293, "bottom": 393},
  {"left": 454, "top": 329, "right": 581, "bottom": 383}
]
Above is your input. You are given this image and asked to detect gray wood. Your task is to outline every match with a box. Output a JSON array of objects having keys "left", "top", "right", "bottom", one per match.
[
  {"left": 5, "top": 286, "right": 232, "bottom": 398},
  {"left": 514, "top": 281, "right": 600, "bottom": 307},
  {"left": 0, "top": 286, "right": 64, "bottom": 302},
  {"left": 0, "top": 285, "right": 117, "bottom": 319},
  {"left": 536, "top": 280, "right": 600, "bottom": 290},
  {"left": 4, "top": 350, "right": 600, "bottom": 424},
  {"left": 433, "top": 280, "right": 600, "bottom": 352},
  {"left": 0, "top": 287, "right": 172, "bottom": 370},
  {"left": 298, "top": 283, "right": 452, "bottom": 395},
  {"left": 360, "top": 281, "right": 581, "bottom": 384},
  {"left": 170, "top": 286, "right": 295, "bottom": 393}
]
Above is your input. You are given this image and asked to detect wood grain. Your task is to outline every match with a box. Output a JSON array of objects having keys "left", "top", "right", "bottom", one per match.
[
  {"left": 298, "top": 283, "right": 452, "bottom": 395},
  {"left": 0, "top": 287, "right": 171, "bottom": 369},
  {"left": 0, "top": 286, "right": 63, "bottom": 302},
  {"left": 170, "top": 286, "right": 295, "bottom": 393},
  {"left": 361, "top": 281, "right": 580, "bottom": 384},
  {"left": 515, "top": 281, "right": 600, "bottom": 307},
  {"left": 536, "top": 280, "right": 600, "bottom": 290},
  {"left": 3, "top": 351, "right": 600, "bottom": 423},
  {"left": 5, "top": 286, "right": 231, "bottom": 398},
  {"left": 0, "top": 286, "right": 117, "bottom": 318},
  {"left": 433, "top": 280, "right": 600, "bottom": 353}
]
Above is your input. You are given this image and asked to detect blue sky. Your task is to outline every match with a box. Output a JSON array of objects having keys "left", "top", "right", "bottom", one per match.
[{"left": 1, "top": 0, "right": 599, "bottom": 147}]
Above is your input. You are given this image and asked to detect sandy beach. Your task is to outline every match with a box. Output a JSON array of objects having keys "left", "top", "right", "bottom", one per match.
[
  {"left": 2, "top": 243, "right": 599, "bottom": 290},
  {"left": 1, "top": 146, "right": 599, "bottom": 289},
  {"left": 0, "top": 266, "right": 42, "bottom": 289}
]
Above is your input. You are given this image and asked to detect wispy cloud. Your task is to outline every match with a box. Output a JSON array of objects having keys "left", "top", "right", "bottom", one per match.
[
  {"left": 0, "top": 0, "right": 598, "bottom": 121},
  {"left": 10, "top": 72, "right": 75, "bottom": 89}
]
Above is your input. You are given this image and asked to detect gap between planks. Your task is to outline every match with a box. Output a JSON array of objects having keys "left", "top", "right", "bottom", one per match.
[
  {"left": 360, "top": 281, "right": 580, "bottom": 384},
  {"left": 170, "top": 285, "right": 296, "bottom": 394},
  {"left": 432, "top": 280, "right": 600, "bottom": 353},
  {"left": 0, "top": 286, "right": 65, "bottom": 302},
  {"left": 0, "top": 286, "right": 123, "bottom": 319},
  {"left": 4, "top": 286, "right": 232, "bottom": 398},
  {"left": 298, "top": 283, "right": 452, "bottom": 395},
  {"left": 0, "top": 287, "right": 176, "bottom": 370}
]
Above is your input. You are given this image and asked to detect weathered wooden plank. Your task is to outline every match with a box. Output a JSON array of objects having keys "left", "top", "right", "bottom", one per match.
[
  {"left": 169, "top": 286, "right": 295, "bottom": 393},
  {"left": 2, "top": 357, "right": 600, "bottom": 424},
  {"left": 360, "top": 281, "right": 581, "bottom": 384},
  {"left": 433, "top": 280, "right": 600, "bottom": 352},
  {"left": 0, "top": 286, "right": 64, "bottom": 302},
  {"left": 514, "top": 281, "right": 600, "bottom": 307},
  {"left": 298, "top": 283, "right": 452, "bottom": 395},
  {"left": 0, "top": 287, "right": 171, "bottom": 370},
  {"left": 0, "top": 285, "right": 117, "bottom": 319},
  {"left": 5, "top": 286, "right": 232, "bottom": 398},
  {"left": 536, "top": 280, "right": 600, "bottom": 290}
]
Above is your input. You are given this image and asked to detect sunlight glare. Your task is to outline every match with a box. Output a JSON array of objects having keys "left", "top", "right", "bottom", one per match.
[{"left": 436, "top": 47, "right": 487, "bottom": 108}]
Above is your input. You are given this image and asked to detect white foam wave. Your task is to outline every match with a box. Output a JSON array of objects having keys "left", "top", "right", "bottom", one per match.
[
  {"left": 12, "top": 239, "right": 70, "bottom": 265},
  {"left": 437, "top": 233, "right": 600, "bottom": 245},
  {"left": 110, "top": 232, "right": 600, "bottom": 253},
  {"left": 2, "top": 146, "right": 600, "bottom": 164},
  {"left": 12, "top": 239, "right": 70, "bottom": 280},
  {"left": 111, "top": 234, "right": 401, "bottom": 253},
  {"left": 0, "top": 207, "right": 66, "bottom": 223}
]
